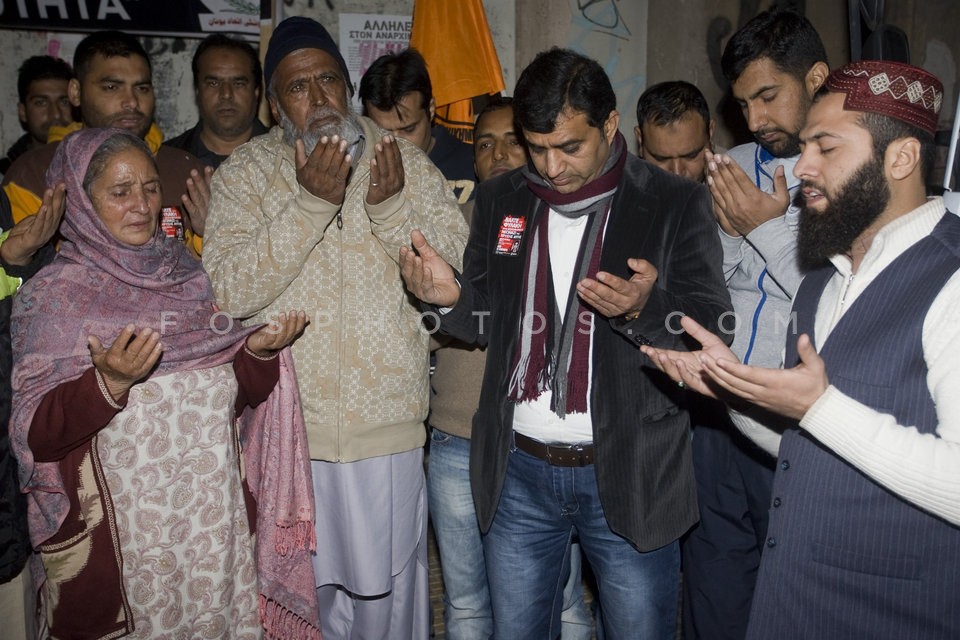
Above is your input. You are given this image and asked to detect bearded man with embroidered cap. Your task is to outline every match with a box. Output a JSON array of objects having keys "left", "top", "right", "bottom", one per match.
[
  {"left": 202, "top": 15, "right": 468, "bottom": 639},
  {"left": 641, "top": 60, "right": 960, "bottom": 639},
  {"left": 400, "top": 47, "right": 731, "bottom": 638}
]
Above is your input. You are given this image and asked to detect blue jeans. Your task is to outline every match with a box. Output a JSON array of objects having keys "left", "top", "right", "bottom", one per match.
[
  {"left": 428, "top": 429, "right": 493, "bottom": 639},
  {"left": 484, "top": 444, "right": 679, "bottom": 640},
  {"left": 428, "top": 429, "right": 595, "bottom": 640},
  {"left": 560, "top": 541, "right": 594, "bottom": 639}
]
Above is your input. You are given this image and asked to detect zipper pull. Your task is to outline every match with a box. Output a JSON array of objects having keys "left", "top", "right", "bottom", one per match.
[
  {"left": 839, "top": 272, "right": 854, "bottom": 310},
  {"left": 336, "top": 210, "right": 343, "bottom": 230}
]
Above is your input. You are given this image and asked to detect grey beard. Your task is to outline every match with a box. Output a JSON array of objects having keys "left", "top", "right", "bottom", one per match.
[{"left": 277, "top": 103, "right": 363, "bottom": 154}]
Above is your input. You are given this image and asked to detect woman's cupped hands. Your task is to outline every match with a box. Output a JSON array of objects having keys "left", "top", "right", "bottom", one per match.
[
  {"left": 245, "top": 310, "right": 310, "bottom": 358},
  {"left": 88, "top": 324, "right": 163, "bottom": 402}
]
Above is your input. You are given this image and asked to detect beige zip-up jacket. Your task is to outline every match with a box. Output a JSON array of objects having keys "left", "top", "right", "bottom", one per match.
[{"left": 203, "top": 120, "right": 468, "bottom": 461}]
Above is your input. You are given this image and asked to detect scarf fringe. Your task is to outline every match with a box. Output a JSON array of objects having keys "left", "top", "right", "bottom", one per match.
[
  {"left": 565, "top": 370, "right": 589, "bottom": 414},
  {"left": 274, "top": 520, "right": 317, "bottom": 557},
  {"left": 508, "top": 346, "right": 555, "bottom": 402},
  {"left": 260, "top": 594, "right": 322, "bottom": 640},
  {"left": 507, "top": 351, "right": 528, "bottom": 399}
]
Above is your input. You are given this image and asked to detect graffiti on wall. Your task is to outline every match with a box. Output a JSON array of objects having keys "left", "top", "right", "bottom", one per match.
[
  {"left": 565, "top": 0, "right": 644, "bottom": 137},
  {"left": 0, "top": 0, "right": 264, "bottom": 37},
  {"left": 574, "top": 0, "right": 631, "bottom": 40},
  {"left": 142, "top": 37, "right": 197, "bottom": 139}
]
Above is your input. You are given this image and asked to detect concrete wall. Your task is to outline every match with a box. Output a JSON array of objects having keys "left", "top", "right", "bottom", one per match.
[
  {"left": 644, "top": 0, "right": 960, "bottom": 150},
  {"left": 645, "top": 0, "right": 849, "bottom": 149},
  {"left": 516, "top": 0, "right": 648, "bottom": 142}
]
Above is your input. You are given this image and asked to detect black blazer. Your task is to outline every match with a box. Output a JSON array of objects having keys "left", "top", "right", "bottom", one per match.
[{"left": 439, "top": 154, "right": 732, "bottom": 551}]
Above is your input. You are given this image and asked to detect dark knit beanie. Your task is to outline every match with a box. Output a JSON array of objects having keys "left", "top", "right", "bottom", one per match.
[{"left": 264, "top": 16, "right": 353, "bottom": 95}]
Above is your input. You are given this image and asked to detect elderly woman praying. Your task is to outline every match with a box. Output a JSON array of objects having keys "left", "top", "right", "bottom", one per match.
[{"left": 9, "top": 128, "right": 321, "bottom": 639}]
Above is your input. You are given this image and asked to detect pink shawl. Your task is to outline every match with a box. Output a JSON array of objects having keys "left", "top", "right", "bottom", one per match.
[{"left": 9, "top": 128, "right": 320, "bottom": 638}]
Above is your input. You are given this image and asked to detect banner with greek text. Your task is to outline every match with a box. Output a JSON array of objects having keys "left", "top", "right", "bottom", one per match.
[
  {"left": 338, "top": 13, "right": 413, "bottom": 111},
  {"left": 0, "top": 0, "right": 269, "bottom": 39}
]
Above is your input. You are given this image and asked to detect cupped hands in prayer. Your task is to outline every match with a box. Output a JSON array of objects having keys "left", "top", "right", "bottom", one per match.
[{"left": 640, "top": 314, "right": 828, "bottom": 420}]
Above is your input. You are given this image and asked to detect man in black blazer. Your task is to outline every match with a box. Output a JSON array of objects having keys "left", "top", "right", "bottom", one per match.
[{"left": 401, "top": 48, "right": 731, "bottom": 639}]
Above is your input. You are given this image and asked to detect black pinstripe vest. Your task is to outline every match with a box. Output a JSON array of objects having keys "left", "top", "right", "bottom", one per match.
[{"left": 747, "top": 210, "right": 960, "bottom": 639}]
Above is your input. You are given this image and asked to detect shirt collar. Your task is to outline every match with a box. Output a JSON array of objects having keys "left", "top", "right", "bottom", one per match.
[
  {"left": 757, "top": 144, "right": 776, "bottom": 164},
  {"left": 828, "top": 196, "right": 946, "bottom": 277}
]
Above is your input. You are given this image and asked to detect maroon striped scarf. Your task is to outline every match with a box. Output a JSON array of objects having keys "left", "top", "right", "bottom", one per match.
[{"left": 508, "top": 132, "right": 626, "bottom": 416}]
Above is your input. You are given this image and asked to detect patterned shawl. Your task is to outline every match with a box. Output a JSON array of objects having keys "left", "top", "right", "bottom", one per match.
[{"left": 9, "top": 128, "right": 320, "bottom": 638}]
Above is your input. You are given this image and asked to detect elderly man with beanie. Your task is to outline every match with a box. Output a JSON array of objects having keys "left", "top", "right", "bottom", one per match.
[
  {"left": 202, "top": 16, "right": 468, "bottom": 638},
  {"left": 643, "top": 60, "right": 960, "bottom": 639}
]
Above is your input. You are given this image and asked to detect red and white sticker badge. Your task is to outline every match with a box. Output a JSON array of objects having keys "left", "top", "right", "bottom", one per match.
[{"left": 495, "top": 215, "right": 526, "bottom": 256}]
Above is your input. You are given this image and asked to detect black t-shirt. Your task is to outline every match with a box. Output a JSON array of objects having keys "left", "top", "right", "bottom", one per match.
[
  {"left": 165, "top": 120, "right": 269, "bottom": 169},
  {"left": 429, "top": 125, "right": 476, "bottom": 204}
]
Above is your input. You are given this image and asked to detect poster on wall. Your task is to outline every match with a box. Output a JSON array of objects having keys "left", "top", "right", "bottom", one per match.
[
  {"left": 338, "top": 13, "right": 412, "bottom": 109},
  {"left": 0, "top": 0, "right": 269, "bottom": 39}
]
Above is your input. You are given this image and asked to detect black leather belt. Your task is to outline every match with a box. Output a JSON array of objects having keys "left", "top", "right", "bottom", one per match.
[{"left": 514, "top": 432, "right": 594, "bottom": 467}]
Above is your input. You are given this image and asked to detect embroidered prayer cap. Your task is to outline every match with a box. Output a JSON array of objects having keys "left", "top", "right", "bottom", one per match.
[
  {"left": 825, "top": 60, "right": 943, "bottom": 137},
  {"left": 264, "top": 16, "right": 352, "bottom": 95}
]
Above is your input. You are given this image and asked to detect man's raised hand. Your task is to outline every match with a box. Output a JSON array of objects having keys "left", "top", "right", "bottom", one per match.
[
  {"left": 1, "top": 183, "right": 66, "bottom": 266},
  {"left": 399, "top": 230, "right": 460, "bottom": 307},
  {"left": 295, "top": 135, "right": 353, "bottom": 205},
  {"left": 181, "top": 166, "right": 214, "bottom": 237},
  {"left": 246, "top": 310, "right": 309, "bottom": 357},
  {"left": 366, "top": 135, "right": 405, "bottom": 205},
  {"left": 706, "top": 150, "right": 789, "bottom": 236},
  {"left": 640, "top": 315, "right": 739, "bottom": 398},
  {"left": 577, "top": 257, "right": 657, "bottom": 319}
]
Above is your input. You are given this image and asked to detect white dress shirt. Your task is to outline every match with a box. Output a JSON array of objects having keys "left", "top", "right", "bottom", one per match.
[{"left": 513, "top": 209, "right": 596, "bottom": 443}]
